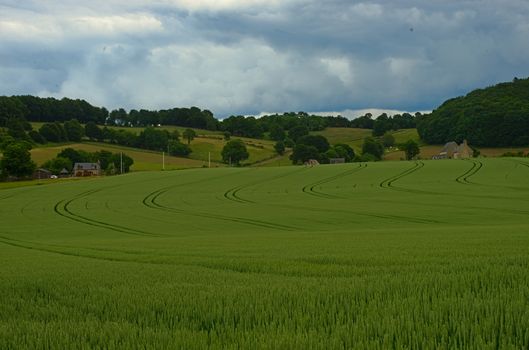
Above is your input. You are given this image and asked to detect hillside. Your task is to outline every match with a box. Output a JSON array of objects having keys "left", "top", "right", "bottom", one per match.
[{"left": 417, "top": 77, "right": 529, "bottom": 147}]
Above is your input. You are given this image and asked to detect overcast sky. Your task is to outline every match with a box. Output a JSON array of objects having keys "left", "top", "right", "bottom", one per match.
[{"left": 1, "top": 0, "right": 529, "bottom": 118}]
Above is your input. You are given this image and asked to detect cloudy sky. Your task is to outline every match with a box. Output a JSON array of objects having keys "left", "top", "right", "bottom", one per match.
[{"left": 1, "top": 0, "right": 529, "bottom": 118}]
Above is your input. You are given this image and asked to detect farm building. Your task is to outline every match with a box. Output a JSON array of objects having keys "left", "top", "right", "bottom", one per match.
[
  {"left": 329, "top": 158, "right": 345, "bottom": 164},
  {"left": 433, "top": 140, "right": 472, "bottom": 159},
  {"left": 59, "top": 168, "right": 70, "bottom": 178},
  {"left": 33, "top": 168, "right": 52, "bottom": 179},
  {"left": 73, "top": 162, "right": 101, "bottom": 177}
]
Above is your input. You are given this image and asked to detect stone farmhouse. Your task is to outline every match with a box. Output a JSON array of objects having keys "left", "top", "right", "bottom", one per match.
[
  {"left": 73, "top": 162, "right": 101, "bottom": 177},
  {"left": 433, "top": 140, "right": 472, "bottom": 159}
]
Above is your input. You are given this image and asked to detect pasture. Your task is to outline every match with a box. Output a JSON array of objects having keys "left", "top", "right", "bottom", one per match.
[{"left": 1, "top": 158, "right": 529, "bottom": 348}]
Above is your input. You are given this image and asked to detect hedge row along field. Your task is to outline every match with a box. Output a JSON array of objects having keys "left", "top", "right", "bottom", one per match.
[{"left": 1, "top": 159, "right": 529, "bottom": 348}]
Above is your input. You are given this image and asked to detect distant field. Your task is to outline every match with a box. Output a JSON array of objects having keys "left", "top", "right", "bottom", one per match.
[
  {"left": 1, "top": 158, "right": 529, "bottom": 348},
  {"left": 29, "top": 137, "right": 278, "bottom": 170},
  {"left": 189, "top": 136, "right": 276, "bottom": 165},
  {"left": 30, "top": 143, "right": 211, "bottom": 171}
]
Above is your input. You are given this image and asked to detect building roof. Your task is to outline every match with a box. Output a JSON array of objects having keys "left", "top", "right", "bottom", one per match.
[
  {"left": 441, "top": 141, "right": 458, "bottom": 153},
  {"left": 60, "top": 168, "right": 70, "bottom": 174},
  {"left": 73, "top": 162, "right": 100, "bottom": 170},
  {"left": 35, "top": 168, "right": 52, "bottom": 174}
]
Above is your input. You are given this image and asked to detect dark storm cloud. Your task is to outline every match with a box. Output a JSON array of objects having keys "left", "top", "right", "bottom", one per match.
[{"left": 1, "top": 0, "right": 528, "bottom": 117}]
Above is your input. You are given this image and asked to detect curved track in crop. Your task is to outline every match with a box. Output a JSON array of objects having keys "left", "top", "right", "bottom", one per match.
[
  {"left": 455, "top": 160, "right": 483, "bottom": 184},
  {"left": 301, "top": 163, "right": 367, "bottom": 199}
]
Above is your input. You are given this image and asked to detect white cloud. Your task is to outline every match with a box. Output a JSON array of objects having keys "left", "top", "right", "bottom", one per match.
[
  {"left": 69, "top": 14, "right": 163, "bottom": 36},
  {"left": 1, "top": 0, "right": 529, "bottom": 116}
]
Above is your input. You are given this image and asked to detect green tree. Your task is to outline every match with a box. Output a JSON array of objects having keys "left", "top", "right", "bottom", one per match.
[
  {"left": 284, "top": 137, "right": 295, "bottom": 148},
  {"left": 6, "top": 118, "right": 29, "bottom": 140},
  {"left": 288, "top": 125, "right": 309, "bottom": 142},
  {"left": 0, "top": 142, "right": 36, "bottom": 178},
  {"left": 402, "top": 139, "right": 420, "bottom": 160},
  {"left": 296, "top": 135, "right": 330, "bottom": 153},
  {"left": 221, "top": 139, "right": 249, "bottom": 165},
  {"left": 223, "top": 131, "right": 231, "bottom": 141},
  {"left": 57, "top": 148, "right": 92, "bottom": 164},
  {"left": 274, "top": 141, "right": 285, "bottom": 155},
  {"left": 42, "top": 157, "right": 72, "bottom": 174},
  {"left": 362, "top": 137, "right": 384, "bottom": 160},
  {"left": 28, "top": 130, "right": 46, "bottom": 144},
  {"left": 168, "top": 139, "right": 191, "bottom": 157},
  {"left": 269, "top": 124, "right": 286, "bottom": 141},
  {"left": 183, "top": 128, "right": 197, "bottom": 144},
  {"left": 137, "top": 127, "right": 169, "bottom": 151},
  {"left": 382, "top": 132, "right": 395, "bottom": 147},
  {"left": 64, "top": 119, "right": 84, "bottom": 142},
  {"left": 290, "top": 144, "right": 320, "bottom": 165},
  {"left": 110, "top": 153, "right": 133, "bottom": 173},
  {"left": 85, "top": 122, "right": 103, "bottom": 141},
  {"left": 333, "top": 144, "right": 355, "bottom": 162}
]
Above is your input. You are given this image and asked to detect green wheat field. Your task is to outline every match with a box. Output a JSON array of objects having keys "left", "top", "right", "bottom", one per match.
[{"left": 1, "top": 158, "right": 529, "bottom": 348}]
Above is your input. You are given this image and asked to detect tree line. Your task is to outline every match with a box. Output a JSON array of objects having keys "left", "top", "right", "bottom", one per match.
[
  {"left": 417, "top": 77, "right": 529, "bottom": 147},
  {"left": 1, "top": 96, "right": 421, "bottom": 139}
]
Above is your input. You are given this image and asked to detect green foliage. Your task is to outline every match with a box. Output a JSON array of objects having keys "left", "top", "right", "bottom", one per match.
[
  {"left": 168, "top": 140, "right": 191, "bottom": 157},
  {"left": 137, "top": 127, "right": 169, "bottom": 151},
  {"left": 0, "top": 142, "right": 36, "bottom": 178},
  {"left": 288, "top": 125, "right": 309, "bottom": 142},
  {"left": 417, "top": 77, "right": 529, "bottom": 146},
  {"left": 110, "top": 152, "right": 133, "bottom": 173},
  {"left": 362, "top": 137, "right": 384, "bottom": 160},
  {"left": 221, "top": 139, "right": 249, "bottom": 165},
  {"left": 269, "top": 124, "right": 286, "bottom": 141},
  {"left": 41, "top": 157, "right": 72, "bottom": 175},
  {"left": 296, "top": 135, "right": 330, "bottom": 153},
  {"left": 284, "top": 137, "right": 295, "bottom": 148},
  {"left": 85, "top": 122, "right": 103, "bottom": 141},
  {"left": 290, "top": 144, "right": 320, "bottom": 164},
  {"left": 39, "top": 122, "right": 67, "bottom": 142},
  {"left": 51, "top": 148, "right": 133, "bottom": 174},
  {"left": 57, "top": 148, "right": 92, "bottom": 164},
  {"left": 223, "top": 131, "right": 231, "bottom": 141},
  {"left": 333, "top": 143, "right": 355, "bottom": 162},
  {"left": 6, "top": 118, "right": 30, "bottom": 140},
  {"left": 402, "top": 139, "right": 420, "bottom": 160},
  {"left": 64, "top": 119, "right": 84, "bottom": 142},
  {"left": 182, "top": 128, "right": 197, "bottom": 145},
  {"left": 382, "top": 132, "right": 395, "bottom": 147},
  {"left": 274, "top": 141, "right": 285, "bottom": 155},
  {"left": 28, "top": 130, "right": 46, "bottom": 144},
  {"left": 0, "top": 133, "right": 15, "bottom": 151},
  {"left": 372, "top": 113, "right": 391, "bottom": 136}
]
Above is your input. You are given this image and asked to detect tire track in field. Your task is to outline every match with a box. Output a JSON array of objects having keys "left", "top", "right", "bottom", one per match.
[
  {"left": 0, "top": 236, "right": 339, "bottom": 278},
  {"left": 276, "top": 203, "right": 441, "bottom": 224},
  {"left": 301, "top": 163, "right": 367, "bottom": 199},
  {"left": 144, "top": 189, "right": 297, "bottom": 231},
  {"left": 50, "top": 171, "right": 206, "bottom": 237},
  {"left": 223, "top": 167, "right": 307, "bottom": 204},
  {"left": 378, "top": 161, "right": 438, "bottom": 196},
  {"left": 140, "top": 170, "right": 297, "bottom": 231},
  {"left": 54, "top": 188, "right": 160, "bottom": 237},
  {"left": 455, "top": 159, "right": 483, "bottom": 185}
]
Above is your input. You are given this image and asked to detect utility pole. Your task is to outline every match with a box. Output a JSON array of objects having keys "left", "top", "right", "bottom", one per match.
[
  {"left": 208, "top": 152, "right": 211, "bottom": 168},
  {"left": 162, "top": 151, "right": 165, "bottom": 170},
  {"left": 120, "top": 152, "right": 123, "bottom": 174}
]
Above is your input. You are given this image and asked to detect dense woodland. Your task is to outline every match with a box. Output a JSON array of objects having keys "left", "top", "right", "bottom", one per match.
[{"left": 417, "top": 77, "right": 529, "bottom": 147}]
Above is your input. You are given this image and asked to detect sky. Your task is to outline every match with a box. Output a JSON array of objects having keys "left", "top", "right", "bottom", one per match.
[{"left": 1, "top": 0, "right": 529, "bottom": 118}]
